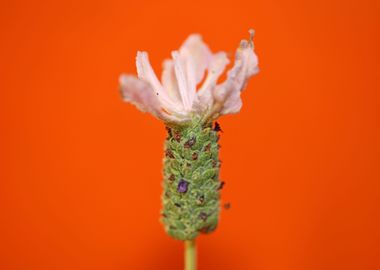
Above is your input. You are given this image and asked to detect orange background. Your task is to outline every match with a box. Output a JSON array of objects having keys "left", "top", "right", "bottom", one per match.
[{"left": 1, "top": 0, "right": 379, "bottom": 269}]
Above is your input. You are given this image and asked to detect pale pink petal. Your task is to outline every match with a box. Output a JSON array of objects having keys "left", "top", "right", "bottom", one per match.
[
  {"left": 171, "top": 51, "right": 194, "bottom": 111},
  {"left": 197, "top": 52, "right": 230, "bottom": 110},
  {"left": 213, "top": 37, "right": 259, "bottom": 115},
  {"left": 179, "top": 34, "right": 212, "bottom": 84},
  {"left": 219, "top": 86, "right": 243, "bottom": 115},
  {"left": 239, "top": 39, "right": 259, "bottom": 81},
  {"left": 185, "top": 56, "right": 198, "bottom": 107},
  {"left": 119, "top": 74, "right": 161, "bottom": 115},
  {"left": 119, "top": 74, "right": 181, "bottom": 122},
  {"left": 136, "top": 51, "right": 185, "bottom": 115},
  {"left": 136, "top": 51, "right": 165, "bottom": 94},
  {"left": 161, "top": 59, "right": 181, "bottom": 102},
  {"left": 175, "top": 34, "right": 212, "bottom": 109}
]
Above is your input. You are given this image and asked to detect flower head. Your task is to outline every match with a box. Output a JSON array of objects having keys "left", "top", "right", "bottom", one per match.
[{"left": 120, "top": 30, "right": 259, "bottom": 124}]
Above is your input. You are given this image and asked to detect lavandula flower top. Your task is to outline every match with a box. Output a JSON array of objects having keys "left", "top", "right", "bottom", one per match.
[
  {"left": 119, "top": 29, "right": 258, "bottom": 124},
  {"left": 120, "top": 30, "right": 258, "bottom": 240}
]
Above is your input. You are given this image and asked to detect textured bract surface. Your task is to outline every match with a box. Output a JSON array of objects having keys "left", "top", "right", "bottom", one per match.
[{"left": 161, "top": 118, "right": 222, "bottom": 240}]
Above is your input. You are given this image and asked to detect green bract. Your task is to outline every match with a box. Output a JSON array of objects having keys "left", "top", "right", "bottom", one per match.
[{"left": 161, "top": 118, "right": 222, "bottom": 240}]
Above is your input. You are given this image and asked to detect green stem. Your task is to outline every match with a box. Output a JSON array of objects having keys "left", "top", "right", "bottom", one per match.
[{"left": 185, "top": 239, "right": 196, "bottom": 270}]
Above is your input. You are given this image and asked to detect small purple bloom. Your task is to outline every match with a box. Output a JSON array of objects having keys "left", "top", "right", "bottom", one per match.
[
  {"left": 184, "top": 137, "right": 196, "bottom": 148},
  {"left": 199, "top": 212, "right": 208, "bottom": 221},
  {"left": 177, "top": 179, "right": 189, "bottom": 193}
]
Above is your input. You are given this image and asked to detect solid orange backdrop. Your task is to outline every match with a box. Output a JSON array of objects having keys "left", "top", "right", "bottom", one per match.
[{"left": 1, "top": 0, "right": 379, "bottom": 269}]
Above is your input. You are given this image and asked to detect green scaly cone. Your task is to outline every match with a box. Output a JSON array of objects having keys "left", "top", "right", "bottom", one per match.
[{"left": 161, "top": 117, "right": 223, "bottom": 240}]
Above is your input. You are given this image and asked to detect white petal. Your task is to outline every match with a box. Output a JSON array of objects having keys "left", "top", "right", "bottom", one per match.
[
  {"left": 179, "top": 34, "right": 212, "bottom": 84},
  {"left": 136, "top": 51, "right": 164, "bottom": 94},
  {"left": 185, "top": 56, "right": 197, "bottom": 106},
  {"left": 219, "top": 86, "right": 243, "bottom": 115},
  {"left": 136, "top": 51, "right": 185, "bottom": 115},
  {"left": 161, "top": 59, "right": 181, "bottom": 102},
  {"left": 213, "top": 39, "right": 259, "bottom": 115},
  {"left": 171, "top": 51, "right": 194, "bottom": 111},
  {"left": 239, "top": 39, "right": 259, "bottom": 82},
  {"left": 197, "top": 52, "right": 230, "bottom": 110},
  {"left": 119, "top": 74, "right": 181, "bottom": 122},
  {"left": 119, "top": 74, "right": 161, "bottom": 116}
]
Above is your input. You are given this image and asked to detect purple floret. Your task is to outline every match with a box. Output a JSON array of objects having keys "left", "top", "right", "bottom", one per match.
[{"left": 177, "top": 179, "right": 189, "bottom": 193}]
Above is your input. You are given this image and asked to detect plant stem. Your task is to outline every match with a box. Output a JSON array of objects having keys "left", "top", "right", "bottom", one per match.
[{"left": 185, "top": 239, "right": 196, "bottom": 270}]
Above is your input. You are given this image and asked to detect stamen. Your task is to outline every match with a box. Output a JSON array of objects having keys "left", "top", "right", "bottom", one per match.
[
  {"left": 248, "top": 29, "right": 255, "bottom": 48},
  {"left": 239, "top": 29, "right": 255, "bottom": 49}
]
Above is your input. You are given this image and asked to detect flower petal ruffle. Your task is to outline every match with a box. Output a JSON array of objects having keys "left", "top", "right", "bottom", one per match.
[
  {"left": 119, "top": 74, "right": 181, "bottom": 122},
  {"left": 213, "top": 38, "right": 259, "bottom": 115},
  {"left": 120, "top": 30, "right": 259, "bottom": 123}
]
